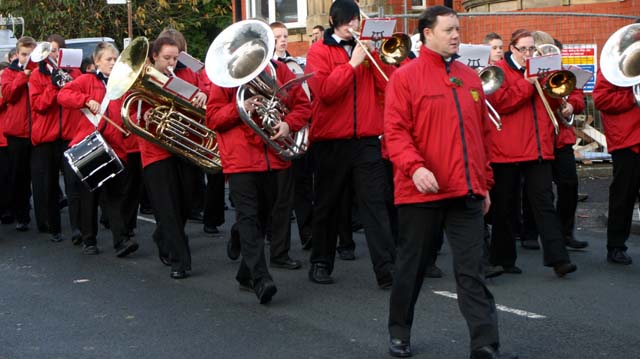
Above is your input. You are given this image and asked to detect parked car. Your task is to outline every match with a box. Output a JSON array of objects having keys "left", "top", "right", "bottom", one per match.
[{"left": 65, "top": 37, "right": 117, "bottom": 60}]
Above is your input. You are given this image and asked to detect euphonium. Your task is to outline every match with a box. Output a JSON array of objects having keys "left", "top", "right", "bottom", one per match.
[
  {"left": 204, "top": 20, "right": 309, "bottom": 160},
  {"left": 600, "top": 23, "right": 640, "bottom": 107},
  {"left": 106, "top": 36, "right": 221, "bottom": 173}
]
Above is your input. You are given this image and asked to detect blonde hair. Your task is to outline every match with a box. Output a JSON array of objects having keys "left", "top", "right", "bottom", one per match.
[{"left": 92, "top": 42, "right": 119, "bottom": 63}]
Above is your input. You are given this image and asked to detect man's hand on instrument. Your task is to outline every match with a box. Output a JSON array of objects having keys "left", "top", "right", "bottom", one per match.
[
  {"left": 270, "top": 121, "right": 290, "bottom": 140},
  {"left": 561, "top": 102, "right": 574, "bottom": 118},
  {"left": 192, "top": 91, "right": 207, "bottom": 108},
  {"left": 244, "top": 96, "right": 262, "bottom": 113},
  {"left": 86, "top": 99, "right": 100, "bottom": 114},
  {"left": 412, "top": 167, "right": 439, "bottom": 194},
  {"left": 350, "top": 44, "right": 367, "bottom": 68},
  {"left": 525, "top": 76, "right": 537, "bottom": 85}
]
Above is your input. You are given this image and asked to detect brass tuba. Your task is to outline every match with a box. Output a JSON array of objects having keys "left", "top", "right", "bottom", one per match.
[
  {"left": 106, "top": 37, "right": 222, "bottom": 173},
  {"left": 600, "top": 23, "right": 640, "bottom": 106},
  {"left": 204, "top": 20, "right": 309, "bottom": 160}
]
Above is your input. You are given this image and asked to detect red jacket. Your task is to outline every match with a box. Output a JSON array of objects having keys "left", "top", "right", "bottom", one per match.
[
  {"left": 305, "top": 29, "right": 395, "bottom": 142},
  {"left": 555, "top": 89, "right": 585, "bottom": 149},
  {"left": 486, "top": 53, "right": 562, "bottom": 163},
  {"left": 385, "top": 46, "right": 494, "bottom": 205},
  {"left": 29, "top": 63, "right": 84, "bottom": 145},
  {"left": 1, "top": 60, "right": 31, "bottom": 138},
  {"left": 592, "top": 69, "right": 640, "bottom": 152},
  {"left": 0, "top": 97, "right": 7, "bottom": 146},
  {"left": 207, "top": 60, "right": 311, "bottom": 174},
  {"left": 57, "top": 72, "right": 127, "bottom": 161},
  {"left": 136, "top": 64, "right": 205, "bottom": 167}
]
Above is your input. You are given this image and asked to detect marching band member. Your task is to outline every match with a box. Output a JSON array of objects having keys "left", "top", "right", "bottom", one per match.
[
  {"left": 0, "top": 61, "right": 13, "bottom": 224},
  {"left": 207, "top": 52, "right": 311, "bottom": 304},
  {"left": 137, "top": 36, "right": 204, "bottom": 279},
  {"left": 592, "top": 21, "right": 640, "bottom": 265},
  {"left": 385, "top": 7, "right": 516, "bottom": 358},
  {"left": 29, "top": 34, "right": 82, "bottom": 243},
  {"left": 310, "top": 25, "right": 325, "bottom": 45},
  {"left": 1, "top": 36, "right": 37, "bottom": 232},
  {"left": 485, "top": 29, "right": 576, "bottom": 277},
  {"left": 483, "top": 32, "right": 504, "bottom": 65},
  {"left": 57, "top": 42, "right": 137, "bottom": 258},
  {"left": 304, "top": 0, "right": 396, "bottom": 288}
]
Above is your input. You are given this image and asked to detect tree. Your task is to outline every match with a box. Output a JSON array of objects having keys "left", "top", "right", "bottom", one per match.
[{"left": 0, "top": 0, "right": 231, "bottom": 59}]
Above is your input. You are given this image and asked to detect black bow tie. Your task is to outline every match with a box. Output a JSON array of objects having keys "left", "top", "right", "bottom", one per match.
[{"left": 340, "top": 39, "right": 356, "bottom": 47}]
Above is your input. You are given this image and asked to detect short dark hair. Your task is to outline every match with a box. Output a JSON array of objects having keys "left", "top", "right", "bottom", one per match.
[
  {"left": 313, "top": 25, "right": 325, "bottom": 32},
  {"left": 417, "top": 6, "right": 457, "bottom": 44},
  {"left": 47, "top": 34, "right": 66, "bottom": 48},
  {"left": 270, "top": 21, "right": 287, "bottom": 31},
  {"left": 158, "top": 28, "right": 187, "bottom": 52},
  {"left": 16, "top": 36, "right": 37, "bottom": 51},
  {"left": 483, "top": 32, "right": 502, "bottom": 44},
  {"left": 329, "top": 0, "right": 360, "bottom": 29},
  {"left": 80, "top": 56, "right": 95, "bottom": 73}
]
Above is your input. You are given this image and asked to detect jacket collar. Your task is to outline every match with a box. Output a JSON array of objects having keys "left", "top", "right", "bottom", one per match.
[
  {"left": 323, "top": 28, "right": 342, "bottom": 47},
  {"left": 418, "top": 46, "right": 460, "bottom": 66},
  {"left": 504, "top": 51, "right": 525, "bottom": 73},
  {"left": 9, "top": 59, "right": 22, "bottom": 71}
]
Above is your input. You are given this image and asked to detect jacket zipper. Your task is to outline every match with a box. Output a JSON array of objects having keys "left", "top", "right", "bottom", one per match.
[
  {"left": 264, "top": 143, "right": 271, "bottom": 171},
  {"left": 452, "top": 87, "right": 473, "bottom": 194}
]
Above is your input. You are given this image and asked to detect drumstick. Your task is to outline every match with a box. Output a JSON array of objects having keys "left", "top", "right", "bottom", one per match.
[{"left": 94, "top": 110, "right": 131, "bottom": 137}]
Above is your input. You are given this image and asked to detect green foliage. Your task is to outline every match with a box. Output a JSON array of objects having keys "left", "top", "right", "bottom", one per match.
[{"left": 0, "top": 0, "right": 232, "bottom": 59}]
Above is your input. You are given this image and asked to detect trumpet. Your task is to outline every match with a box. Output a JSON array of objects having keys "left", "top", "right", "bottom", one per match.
[{"left": 30, "top": 42, "right": 74, "bottom": 87}]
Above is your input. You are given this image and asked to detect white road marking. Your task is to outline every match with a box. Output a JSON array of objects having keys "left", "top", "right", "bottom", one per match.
[
  {"left": 137, "top": 215, "right": 156, "bottom": 224},
  {"left": 433, "top": 290, "right": 546, "bottom": 319}
]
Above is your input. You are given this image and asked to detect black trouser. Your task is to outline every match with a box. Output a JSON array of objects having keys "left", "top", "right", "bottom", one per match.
[
  {"left": 31, "top": 139, "right": 66, "bottom": 234},
  {"left": 336, "top": 185, "right": 354, "bottom": 251},
  {"left": 229, "top": 171, "right": 278, "bottom": 285},
  {"left": 523, "top": 145, "right": 578, "bottom": 241},
  {"left": 383, "top": 159, "right": 399, "bottom": 243},
  {"left": 144, "top": 157, "right": 194, "bottom": 272},
  {"left": 489, "top": 161, "right": 570, "bottom": 267},
  {"left": 190, "top": 165, "right": 206, "bottom": 216},
  {"left": 292, "top": 153, "right": 314, "bottom": 244},
  {"left": 62, "top": 150, "right": 81, "bottom": 235},
  {"left": 310, "top": 138, "right": 395, "bottom": 281},
  {"left": 389, "top": 197, "right": 499, "bottom": 351},
  {"left": 204, "top": 172, "right": 226, "bottom": 228},
  {"left": 0, "top": 146, "right": 12, "bottom": 219},
  {"left": 266, "top": 167, "right": 295, "bottom": 262},
  {"left": 122, "top": 152, "right": 142, "bottom": 233},
  {"left": 6, "top": 136, "right": 32, "bottom": 224},
  {"left": 65, "top": 159, "right": 129, "bottom": 248},
  {"left": 607, "top": 148, "right": 640, "bottom": 251}
]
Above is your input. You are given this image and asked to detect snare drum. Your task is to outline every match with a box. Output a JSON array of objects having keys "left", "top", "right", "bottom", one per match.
[{"left": 64, "top": 131, "right": 124, "bottom": 191}]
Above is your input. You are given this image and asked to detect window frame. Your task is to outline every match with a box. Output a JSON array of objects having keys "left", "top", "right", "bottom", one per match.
[{"left": 246, "top": 0, "right": 308, "bottom": 29}]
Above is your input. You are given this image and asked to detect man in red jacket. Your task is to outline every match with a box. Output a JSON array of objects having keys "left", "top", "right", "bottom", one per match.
[
  {"left": 593, "top": 36, "right": 640, "bottom": 265},
  {"left": 384, "top": 6, "right": 516, "bottom": 359},
  {"left": 207, "top": 58, "right": 311, "bottom": 304},
  {"left": 1, "top": 36, "right": 37, "bottom": 231},
  {"left": 304, "top": 0, "right": 396, "bottom": 288}
]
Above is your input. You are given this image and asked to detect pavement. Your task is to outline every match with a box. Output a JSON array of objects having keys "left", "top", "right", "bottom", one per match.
[{"left": 1, "top": 164, "right": 639, "bottom": 359}]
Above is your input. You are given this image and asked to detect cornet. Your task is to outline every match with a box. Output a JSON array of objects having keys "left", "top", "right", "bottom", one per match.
[{"left": 30, "top": 42, "right": 74, "bottom": 87}]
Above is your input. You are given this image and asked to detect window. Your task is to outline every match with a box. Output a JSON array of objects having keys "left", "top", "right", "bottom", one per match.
[
  {"left": 247, "top": 0, "right": 307, "bottom": 28},
  {"left": 412, "top": 0, "right": 426, "bottom": 9}
]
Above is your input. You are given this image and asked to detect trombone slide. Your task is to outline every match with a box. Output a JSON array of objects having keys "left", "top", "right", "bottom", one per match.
[{"left": 348, "top": 28, "right": 389, "bottom": 82}]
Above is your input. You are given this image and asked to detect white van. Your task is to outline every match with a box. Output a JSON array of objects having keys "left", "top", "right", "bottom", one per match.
[{"left": 65, "top": 37, "right": 117, "bottom": 60}]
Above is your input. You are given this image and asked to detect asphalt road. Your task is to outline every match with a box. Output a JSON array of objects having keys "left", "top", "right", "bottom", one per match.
[{"left": 1, "top": 165, "right": 639, "bottom": 359}]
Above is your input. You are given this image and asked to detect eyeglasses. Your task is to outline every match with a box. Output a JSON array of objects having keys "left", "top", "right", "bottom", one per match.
[{"left": 514, "top": 46, "right": 537, "bottom": 53}]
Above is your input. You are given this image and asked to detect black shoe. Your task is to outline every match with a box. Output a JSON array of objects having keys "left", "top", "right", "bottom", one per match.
[
  {"left": 577, "top": 193, "right": 589, "bottom": 202},
  {"left": 203, "top": 225, "right": 220, "bottom": 234},
  {"left": 140, "top": 207, "right": 153, "bottom": 215},
  {"left": 309, "top": 263, "right": 334, "bottom": 284},
  {"left": 607, "top": 248, "right": 632, "bottom": 265},
  {"left": 0, "top": 213, "right": 15, "bottom": 224},
  {"left": 521, "top": 239, "right": 540, "bottom": 250},
  {"left": 188, "top": 211, "right": 204, "bottom": 222},
  {"left": 270, "top": 258, "right": 302, "bottom": 270},
  {"left": 470, "top": 345, "right": 518, "bottom": 359},
  {"left": 425, "top": 265, "right": 443, "bottom": 278},
  {"left": 50, "top": 233, "right": 64, "bottom": 243},
  {"left": 337, "top": 248, "right": 355, "bottom": 261},
  {"left": 170, "top": 270, "right": 189, "bottom": 279},
  {"left": 484, "top": 265, "right": 504, "bottom": 279},
  {"left": 15, "top": 222, "right": 29, "bottom": 232},
  {"left": 115, "top": 240, "right": 139, "bottom": 258},
  {"left": 565, "top": 237, "right": 588, "bottom": 249},
  {"left": 553, "top": 262, "right": 577, "bottom": 277},
  {"left": 226, "top": 231, "right": 241, "bottom": 261},
  {"left": 71, "top": 232, "right": 83, "bottom": 246},
  {"left": 82, "top": 245, "right": 100, "bottom": 255},
  {"left": 126, "top": 229, "right": 135, "bottom": 237},
  {"left": 255, "top": 279, "right": 277, "bottom": 304},
  {"left": 238, "top": 279, "right": 254, "bottom": 292},
  {"left": 389, "top": 338, "right": 412, "bottom": 358},
  {"left": 301, "top": 236, "right": 312, "bottom": 250},
  {"left": 503, "top": 266, "right": 522, "bottom": 274}
]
